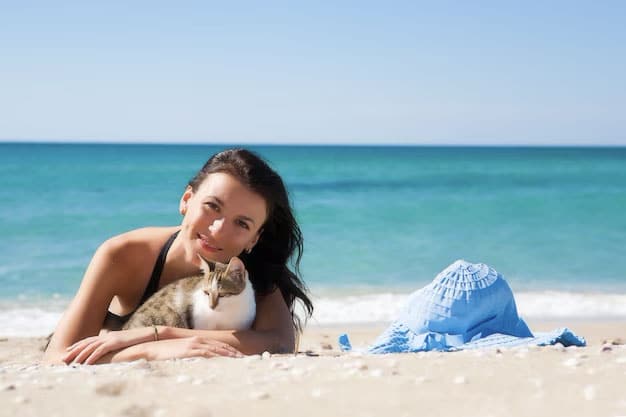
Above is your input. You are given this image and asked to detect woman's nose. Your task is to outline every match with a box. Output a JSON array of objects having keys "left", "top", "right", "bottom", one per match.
[{"left": 208, "top": 217, "right": 226, "bottom": 234}]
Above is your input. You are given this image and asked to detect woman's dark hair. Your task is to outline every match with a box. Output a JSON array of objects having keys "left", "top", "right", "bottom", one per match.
[{"left": 188, "top": 148, "right": 313, "bottom": 332}]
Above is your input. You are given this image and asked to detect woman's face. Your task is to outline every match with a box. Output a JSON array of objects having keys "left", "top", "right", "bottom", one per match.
[{"left": 179, "top": 172, "right": 268, "bottom": 264}]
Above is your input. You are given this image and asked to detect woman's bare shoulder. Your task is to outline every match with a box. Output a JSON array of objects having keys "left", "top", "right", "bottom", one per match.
[{"left": 99, "top": 226, "right": 180, "bottom": 263}]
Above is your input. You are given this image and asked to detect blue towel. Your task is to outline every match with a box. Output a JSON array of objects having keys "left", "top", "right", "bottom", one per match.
[{"left": 339, "top": 260, "right": 586, "bottom": 353}]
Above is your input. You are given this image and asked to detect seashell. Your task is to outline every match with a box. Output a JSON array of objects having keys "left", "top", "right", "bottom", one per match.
[
  {"left": 414, "top": 376, "right": 430, "bottom": 384},
  {"left": 290, "top": 368, "right": 307, "bottom": 377},
  {"left": 528, "top": 377, "right": 543, "bottom": 388},
  {"left": 175, "top": 375, "right": 191, "bottom": 384},
  {"left": 343, "top": 361, "right": 367, "bottom": 371},
  {"left": 385, "top": 359, "right": 399, "bottom": 368},
  {"left": 94, "top": 381, "right": 126, "bottom": 396},
  {"left": 250, "top": 391, "right": 270, "bottom": 400},
  {"left": 583, "top": 385, "right": 596, "bottom": 401},
  {"left": 120, "top": 404, "right": 151, "bottom": 417},
  {"left": 453, "top": 375, "right": 467, "bottom": 384},
  {"left": 153, "top": 409, "right": 167, "bottom": 417},
  {"left": 562, "top": 358, "right": 581, "bottom": 368}
]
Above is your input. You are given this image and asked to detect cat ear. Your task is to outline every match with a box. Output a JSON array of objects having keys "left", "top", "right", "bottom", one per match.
[
  {"left": 225, "top": 256, "right": 245, "bottom": 275},
  {"left": 225, "top": 257, "right": 246, "bottom": 285},
  {"left": 197, "top": 254, "right": 215, "bottom": 273}
]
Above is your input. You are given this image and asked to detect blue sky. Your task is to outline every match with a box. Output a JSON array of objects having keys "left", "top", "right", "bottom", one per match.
[{"left": 1, "top": 1, "right": 624, "bottom": 145}]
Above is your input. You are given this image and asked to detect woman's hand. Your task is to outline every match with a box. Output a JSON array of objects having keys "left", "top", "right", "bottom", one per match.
[
  {"left": 140, "top": 336, "right": 244, "bottom": 362},
  {"left": 65, "top": 329, "right": 244, "bottom": 364},
  {"left": 63, "top": 327, "right": 156, "bottom": 365}
]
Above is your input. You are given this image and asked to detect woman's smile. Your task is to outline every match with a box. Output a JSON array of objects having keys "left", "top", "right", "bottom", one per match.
[{"left": 197, "top": 232, "right": 223, "bottom": 253}]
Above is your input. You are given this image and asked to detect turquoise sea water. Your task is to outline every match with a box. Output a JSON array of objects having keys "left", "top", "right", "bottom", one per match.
[{"left": 1, "top": 143, "right": 625, "bottom": 333}]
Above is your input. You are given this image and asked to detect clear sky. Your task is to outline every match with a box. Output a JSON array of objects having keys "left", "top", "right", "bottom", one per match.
[{"left": 1, "top": 1, "right": 624, "bottom": 145}]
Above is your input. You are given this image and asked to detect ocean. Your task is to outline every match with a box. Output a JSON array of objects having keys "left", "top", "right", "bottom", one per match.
[{"left": 1, "top": 143, "right": 625, "bottom": 336}]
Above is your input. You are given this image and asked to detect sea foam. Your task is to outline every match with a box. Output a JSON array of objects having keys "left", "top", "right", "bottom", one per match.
[
  {"left": 305, "top": 291, "right": 626, "bottom": 326},
  {"left": 2, "top": 291, "right": 626, "bottom": 337}
]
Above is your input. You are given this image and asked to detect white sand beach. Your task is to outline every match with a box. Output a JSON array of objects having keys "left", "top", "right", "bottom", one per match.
[{"left": 1, "top": 320, "right": 625, "bottom": 417}]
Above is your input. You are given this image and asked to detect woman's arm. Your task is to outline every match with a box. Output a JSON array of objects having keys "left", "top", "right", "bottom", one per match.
[
  {"left": 95, "top": 337, "right": 244, "bottom": 363},
  {"left": 71, "top": 287, "right": 296, "bottom": 364},
  {"left": 43, "top": 236, "right": 152, "bottom": 364},
  {"left": 159, "top": 288, "right": 296, "bottom": 355}
]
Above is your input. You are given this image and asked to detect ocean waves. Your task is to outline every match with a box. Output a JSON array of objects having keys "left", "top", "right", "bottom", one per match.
[
  {"left": 307, "top": 291, "right": 626, "bottom": 326},
  {"left": 3, "top": 291, "right": 626, "bottom": 337}
]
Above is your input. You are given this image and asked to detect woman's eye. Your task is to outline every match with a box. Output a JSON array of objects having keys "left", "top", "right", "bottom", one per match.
[
  {"left": 237, "top": 220, "right": 250, "bottom": 230},
  {"left": 206, "top": 202, "right": 220, "bottom": 211}
]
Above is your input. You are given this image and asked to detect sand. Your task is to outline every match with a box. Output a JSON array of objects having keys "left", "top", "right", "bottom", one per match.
[{"left": 1, "top": 320, "right": 625, "bottom": 417}]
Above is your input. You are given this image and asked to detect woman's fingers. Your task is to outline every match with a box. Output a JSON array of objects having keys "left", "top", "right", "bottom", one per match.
[
  {"left": 210, "top": 345, "right": 240, "bottom": 357},
  {"left": 191, "top": 346, "right": 230, "bottom": 359},
  {"left": 218, "top": 344, "right": 243, "bottom": 357},
  {"left": 84, "top": 345, "right": 109, "bottom": 365},
  {"left": 62, "top": 343, "right": 89, "bottom": 363},
  {"left": 70, "top": 341, "right": 102, "bottom": 364},
  {"left": 193, "top": 339, "right": 243, "bottom": 358},
  {"left": 66, "top": 336, "right": 96, "bottom": 351}
]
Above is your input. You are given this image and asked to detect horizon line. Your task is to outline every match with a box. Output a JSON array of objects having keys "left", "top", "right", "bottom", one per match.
[{"left": 1, "top": 139, "right": 625, "bottom": 148}]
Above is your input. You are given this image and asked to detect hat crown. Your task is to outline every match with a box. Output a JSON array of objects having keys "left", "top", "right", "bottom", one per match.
[{"left": 431, "top": 259, "right": 499, "bottom": 293}]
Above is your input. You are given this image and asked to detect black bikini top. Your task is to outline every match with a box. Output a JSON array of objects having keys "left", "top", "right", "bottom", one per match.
[{"left": 103, "top": 230, "right": 179, "bottom": 328}]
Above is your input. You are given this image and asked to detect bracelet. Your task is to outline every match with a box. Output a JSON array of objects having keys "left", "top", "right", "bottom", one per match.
[{"left": 152, "top": 325, "right": 159, "bottom": 342}]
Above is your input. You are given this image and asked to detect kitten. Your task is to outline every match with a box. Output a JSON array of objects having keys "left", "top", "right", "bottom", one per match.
[{"left": 122, "top": 255, "right": 256, "bottom": 331}]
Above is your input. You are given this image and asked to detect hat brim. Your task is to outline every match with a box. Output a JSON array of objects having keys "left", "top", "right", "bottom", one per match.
[{"left": 339, "top": 325, "right": 585, "bottom": 353}]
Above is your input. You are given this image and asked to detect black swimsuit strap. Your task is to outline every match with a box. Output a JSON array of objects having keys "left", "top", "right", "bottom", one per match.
[
  {"left": 104, "top": 230, "right": 180, "bottom": 327},
  {"left": 139, "top": 230, "right": 180, "bottom": 304}
]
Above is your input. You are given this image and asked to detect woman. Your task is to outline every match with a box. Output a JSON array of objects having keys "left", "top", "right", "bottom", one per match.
[{"left": 44, "top": 148, "right": 313, "bottom": 365}]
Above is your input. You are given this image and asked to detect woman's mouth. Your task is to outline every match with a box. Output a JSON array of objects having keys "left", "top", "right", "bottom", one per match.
[{"left": 197, "top": 233, "right": 222, "bottom": 253}]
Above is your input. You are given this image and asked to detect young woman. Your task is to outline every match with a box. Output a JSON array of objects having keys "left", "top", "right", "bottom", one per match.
[{"left": 44, "top": 148, "right": 313, "bottom": 365}]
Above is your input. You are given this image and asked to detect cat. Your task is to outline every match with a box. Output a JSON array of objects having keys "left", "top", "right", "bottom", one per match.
[{"left": 121, "top": 255, "right": 256, "bottom": 331}]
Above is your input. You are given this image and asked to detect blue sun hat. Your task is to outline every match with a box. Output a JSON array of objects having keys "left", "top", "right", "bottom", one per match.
[{"left": 339, "top": 260, "right": 585, "bottom": 353}]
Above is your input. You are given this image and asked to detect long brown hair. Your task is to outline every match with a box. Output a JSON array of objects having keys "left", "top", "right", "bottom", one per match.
[{"left": 188, "top": 148, "right": 313, "bottom": 331}]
